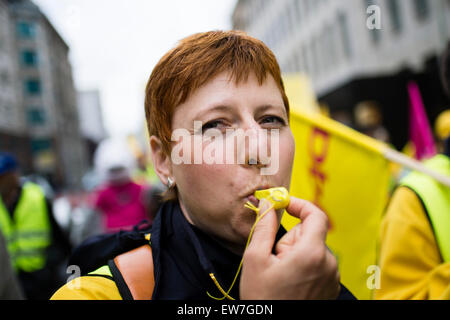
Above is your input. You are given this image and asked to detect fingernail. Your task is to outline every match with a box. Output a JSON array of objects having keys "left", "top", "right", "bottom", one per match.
[{"left": 258, "top": 198, "right": 271, "bottom": 211}]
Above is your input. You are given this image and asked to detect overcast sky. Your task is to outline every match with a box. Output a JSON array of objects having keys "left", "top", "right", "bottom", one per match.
[{"left": 33, "top": 0, "right": 238, "bottom": 138}]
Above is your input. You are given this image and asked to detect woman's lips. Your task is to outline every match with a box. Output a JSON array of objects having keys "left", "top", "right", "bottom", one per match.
[
  {"left": 244, "top": 184, "right": 272, "bottom": 208},
  {"left": 247, "top": 195, "right": 259, "bottom": 207}
]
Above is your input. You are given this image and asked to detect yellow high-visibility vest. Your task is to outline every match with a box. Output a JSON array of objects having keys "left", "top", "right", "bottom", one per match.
[
  {"left": 0, "top": 182, "right": 51, "bottom": 272},
  {"left": 400, "top": 154, "right": 450, "bottom": 262}
]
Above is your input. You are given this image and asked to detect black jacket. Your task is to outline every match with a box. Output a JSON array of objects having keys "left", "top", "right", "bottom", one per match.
[
  {"left": 150, "top": 200, "right": 356, "bottom": 300},
  {"left": 70, "top": 200, "right": 356, "bottom": 300}
]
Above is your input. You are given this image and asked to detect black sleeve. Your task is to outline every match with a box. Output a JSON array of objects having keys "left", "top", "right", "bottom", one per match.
[{"left": 336, "top": 283, "right": 357, "bottom": 300}]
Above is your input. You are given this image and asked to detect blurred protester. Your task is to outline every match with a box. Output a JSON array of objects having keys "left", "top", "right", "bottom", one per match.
[
  {"left": 330, "top": 109, "right": 353, "bottom": 128},
  {"left": 0, "top": 230, "right": 23, "bottom": 299},
  {"left": 94, "top": 164, "right": 150, "bottom": 233},
  {"left": 93, "top": 139, "right": 157, "bottom": 231},
  {"left": 354, "top": 100, "right": 403, "bottom": 191},
  {"left": 375, "top": 45, "right": 450, "bottom": 300},
  {"left": 436, "top": 110, "right": 450, "bottom": 156},
  {"left": 376, "top": 110, "right": 450, "bottom": 299},
  {"left": 132, "top": 154, "right": 159, "bottom": 186},
  {"left": 354, "top": 100, "right": 390, "bottom": 143},
  {"left": 0, "top": 152, "right": 71, "bottom": 299}
]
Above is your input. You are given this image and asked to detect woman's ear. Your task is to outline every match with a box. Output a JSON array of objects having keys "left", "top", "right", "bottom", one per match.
[{"left": 149, "top": 136, "right": 172, "bottom": 186}]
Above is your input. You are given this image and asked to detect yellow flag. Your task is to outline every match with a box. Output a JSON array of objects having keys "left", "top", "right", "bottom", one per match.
[
  {"left": 282, "top": 75, "right": 391, "bottom": 299},
  {"left": 282, "top": 73, "right": 320, "bottom": 114}
]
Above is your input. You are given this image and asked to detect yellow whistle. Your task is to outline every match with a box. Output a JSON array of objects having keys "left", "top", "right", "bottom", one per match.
[
  {"left": 244, "top": 187, "right": 290, "bottom": 214},
  {"left": 255, "top": 187, "right": 290, "bottom": 210}
]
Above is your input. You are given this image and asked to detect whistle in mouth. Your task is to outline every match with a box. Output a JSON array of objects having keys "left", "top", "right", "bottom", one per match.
[
  {"left": 244, "top": 187, "right": 290, "bottom": 214},
  {"left": 254, "top": 187, "right": 290, "bottom": 210}
]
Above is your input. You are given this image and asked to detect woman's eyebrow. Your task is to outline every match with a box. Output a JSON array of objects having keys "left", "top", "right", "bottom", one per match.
[
  {"left": 194, "top": 104, "right": 232, "bottom": 119},
  {"left": 193, "top": 103, "right": 287, "bottom": 120},
  {"left": 256, "top": 104, "right": 288, "bottom": 118}
]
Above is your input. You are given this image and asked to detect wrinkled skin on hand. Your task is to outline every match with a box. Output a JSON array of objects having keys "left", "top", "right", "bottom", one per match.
[{"left": 240, "top": 197, "right": 340, "bottom": 300}]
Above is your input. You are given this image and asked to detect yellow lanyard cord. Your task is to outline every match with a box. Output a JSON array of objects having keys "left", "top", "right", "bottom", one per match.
[{"left": 206, "top": 202, "right": 275, "bottom": 300}]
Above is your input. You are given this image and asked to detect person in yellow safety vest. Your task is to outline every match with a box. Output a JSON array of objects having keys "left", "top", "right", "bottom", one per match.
[
  {"left": 132, "top": 154, "right": 160, "bottom": 186},
  {"left": 375, "top": 110, "right": 450, "bottom": 300},
  {"left": 376, "top": 43, "right": 450, "bottom": 300},
  {"left": 0, "top": 152, "right": 71, "bottom": 299}
]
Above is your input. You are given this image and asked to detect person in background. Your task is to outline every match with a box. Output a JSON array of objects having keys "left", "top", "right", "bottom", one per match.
[
  {"left": 133, "top": 153, "right": 160, "bottom": 186},
  {"left": 375, "top": 44, "right": 450, "bottom": 300},
  {"left": 354, "top": 100, "right": 403, "bottom": 191},
  {"left": 0, "top": 230, "right": 23, "bottom": 299},
  {"left": 94, "top": 163, "right": 151, "bottom": 232},
  {"left": 354, "top": 100, "right": 390, "bottom": 143},
  {"left": 0, "top": 152, "right": 71, "bottom": 299}
]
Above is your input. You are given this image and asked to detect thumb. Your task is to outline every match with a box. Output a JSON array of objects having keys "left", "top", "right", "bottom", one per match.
[{"left": 246, "top": 199, "right": 278, "bottom": 258}]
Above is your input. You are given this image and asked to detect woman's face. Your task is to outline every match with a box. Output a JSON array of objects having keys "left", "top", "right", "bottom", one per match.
[{"left": 169, "top": 71, "right": 295, "bottom": 252}]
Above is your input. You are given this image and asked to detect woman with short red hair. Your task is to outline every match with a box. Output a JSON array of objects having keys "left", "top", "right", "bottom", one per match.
[{"left": 52, "top": 30, "right": 354, "bottom": 300}]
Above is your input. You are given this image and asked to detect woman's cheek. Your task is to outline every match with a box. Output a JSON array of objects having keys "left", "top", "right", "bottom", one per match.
[
  {"left": 175, "top": 161, "right": 228, "bottom": 202},
  {"left": 279, "top": 130, "right": 295, "bottom": 185}
]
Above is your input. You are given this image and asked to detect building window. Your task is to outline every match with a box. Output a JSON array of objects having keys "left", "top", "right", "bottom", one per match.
[
  {"left": 319, "top": 29, "right": 328, "bottom": 74},
  {"left": 312, "top": 37, "right": 321, "bottom": 75},
  {"left": 302, "top": 45, "right": 309, "bottom": 75},
  {"left": 387, "top": 0, "right": 402, "bottom": 33},
  {"left": 21, "top": 50, "right": 38, "bottom": 66},
  {"left": 294, "top": 0, "right": 301, "bottom": 22},
  {"left": 31, "top": 138, "right": 51, "bottom": 152},
  {"left": 24, "top": 79, "right": 41, "bottom": 95},
  {"left": 309, "top": 41, "right": 317, "bottom": 77},
  {"left": 324, "top": 24, "right": 337, "bottom": 70},
  {"left": 16, "top": 21, "right": 36, "bottom": 38},
  {"left": 27, "top": 108, "right": 46, "bottom": 125},
  {"left": 413, "top": 0, "right": 429, "bottom": 21},
  {"left": 0, "top": 71, "right": 9, "bottom": 85},
  {"left": 338, "top": 12, "right": 352, "bottom": 60}
]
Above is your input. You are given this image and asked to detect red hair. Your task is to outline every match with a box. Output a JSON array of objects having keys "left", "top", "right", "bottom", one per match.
[{"left": 145, "top": 30, "right": 289, "bottom": 155}]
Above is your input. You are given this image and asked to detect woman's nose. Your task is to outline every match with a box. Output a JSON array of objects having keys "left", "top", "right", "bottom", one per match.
[{"left": 238, "top": 121, "right": 270, "bottom": 168}]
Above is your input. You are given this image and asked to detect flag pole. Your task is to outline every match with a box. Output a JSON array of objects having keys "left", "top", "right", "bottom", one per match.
[{"left": 383, "top": 147, "right": 450, "bottom": 187}]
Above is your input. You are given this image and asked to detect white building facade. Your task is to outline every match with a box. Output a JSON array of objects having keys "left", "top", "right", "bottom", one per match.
[
  {"left": 233, "top": 0, "right": 450, "bottom": 96},
  {"left": 233, "top": 0, "right": 450, "bottom": 149},
  {"left": 0, "top": 0, "right": 88, "bottom": 190},
  {"left": 0, "top": 0, "right": 22, "bottom": 134}
]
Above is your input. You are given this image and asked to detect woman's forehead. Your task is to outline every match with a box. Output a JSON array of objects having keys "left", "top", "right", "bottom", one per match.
[{"left": 176, "top": 72, "right": 284, "bottom": 116}]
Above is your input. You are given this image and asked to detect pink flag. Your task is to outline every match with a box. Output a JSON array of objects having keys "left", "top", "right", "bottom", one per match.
[{"left": 408, "top": 81, "right": 436, "bottom": 160}]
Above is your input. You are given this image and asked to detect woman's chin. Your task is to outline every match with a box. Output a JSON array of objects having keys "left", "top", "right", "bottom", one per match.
[{"left": 234, "top": 213, "right": 258, "bottom": 240}]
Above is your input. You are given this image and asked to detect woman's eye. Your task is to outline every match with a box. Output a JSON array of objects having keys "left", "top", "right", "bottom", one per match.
[
  {"left": 261, "top": 116, "right": 286, "bottom": 126},
  {"left": 202, "top": 120, "right": 226, "bottom": 132}
]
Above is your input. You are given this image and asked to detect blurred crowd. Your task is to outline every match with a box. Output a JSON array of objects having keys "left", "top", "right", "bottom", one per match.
[{"left": 0, "top": 138, "right": 164, "bottom": 299}]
